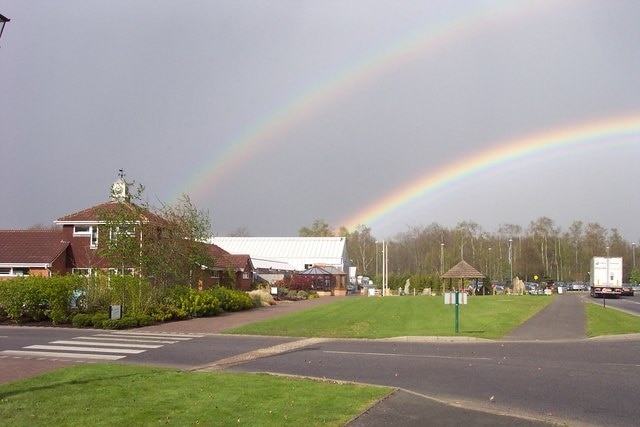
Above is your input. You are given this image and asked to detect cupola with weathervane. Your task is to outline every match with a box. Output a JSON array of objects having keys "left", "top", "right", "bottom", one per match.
[{"left": 111, "top": 169, "right": 128, "bottom": 201}]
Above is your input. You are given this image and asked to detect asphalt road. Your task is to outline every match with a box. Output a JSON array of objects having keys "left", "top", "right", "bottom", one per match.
[
  {"left": 2, "top": 293, "right": 640, "bottom": 426},
  {"left": 228, "top": 336, "right": 640, "bottom": 426}
]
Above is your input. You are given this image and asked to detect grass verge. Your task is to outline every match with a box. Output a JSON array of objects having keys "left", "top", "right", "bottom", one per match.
[
  {"left": 585, "top": 302, "right": 640, "bottom": 337},
  {"left": 226, "top": 295, "right": 555, "bottom": 339},
  {"left": 0, "top": 364, "right": 391, "bottom": 427}
]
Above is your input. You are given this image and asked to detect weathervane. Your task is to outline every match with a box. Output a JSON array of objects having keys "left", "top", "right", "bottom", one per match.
[{"left": 0, "top": 14, "right": 10, "bottom": 47}]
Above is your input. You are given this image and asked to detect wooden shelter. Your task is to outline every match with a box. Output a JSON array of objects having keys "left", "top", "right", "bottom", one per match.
[{"left": 441, "top": 260, "right": 485, "bottom": 292}]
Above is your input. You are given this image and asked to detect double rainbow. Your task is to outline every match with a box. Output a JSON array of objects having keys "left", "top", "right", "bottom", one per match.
[{"left": 340, "top": 114, "right": 640, "bottom": 231}]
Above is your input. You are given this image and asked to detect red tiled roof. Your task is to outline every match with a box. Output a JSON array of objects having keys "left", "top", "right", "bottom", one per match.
[
  {"left": 0, "top": 230, "right": 69, "bottom": 265},
  {"left": 56, "top": 201, "right": 165, "bottom": 224},
  {"left": 228, "top": 254, "right": 253, "bottom": 270},
  {"left": 208, "top": 244, "right": 251, "bottom": 271}
]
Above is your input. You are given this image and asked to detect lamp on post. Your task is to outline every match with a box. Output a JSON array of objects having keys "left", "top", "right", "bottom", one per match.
[{"left": 0, "top": 14, "right": 10, "bottom": 46}]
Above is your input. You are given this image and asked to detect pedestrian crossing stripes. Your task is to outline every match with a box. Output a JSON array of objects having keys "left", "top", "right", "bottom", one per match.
[{"left": 0, "top": 332, "right": 205, "bottom": 362}]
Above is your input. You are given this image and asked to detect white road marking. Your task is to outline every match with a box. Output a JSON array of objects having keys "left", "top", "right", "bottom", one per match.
[
  {"left": 76, "top": 335, "right": 179, "bottom": 344},
  {"left": 25, "top": 345, "right": 145, "bottom": 354},
  {"left": 110, "top": 331, "right": 204, "bottom": 339},
  {"left": 1, "top": 350, "right": 125, "bottom": 360},
  {"left": 324, "top": 350, "right": 493, "bottom": 361},
  {"left": 2, "top": 331, "right": 203, "bottom": 361},
  {"left": 50, "top": 340, "right": 162, "bottom": 349}
]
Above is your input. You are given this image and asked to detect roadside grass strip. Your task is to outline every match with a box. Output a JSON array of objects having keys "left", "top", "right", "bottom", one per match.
[{"left": 0, "top": 364, "right": 391, "bottom": 427}]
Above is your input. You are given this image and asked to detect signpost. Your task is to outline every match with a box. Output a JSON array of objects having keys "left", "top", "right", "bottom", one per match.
[{"left": 444, "top": 291, "right": 467, "bottom": 333}]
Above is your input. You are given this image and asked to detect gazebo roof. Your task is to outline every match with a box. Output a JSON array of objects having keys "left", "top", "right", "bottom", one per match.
[{"left": 441, "top": 260, "right": 485, "bottom": 279}]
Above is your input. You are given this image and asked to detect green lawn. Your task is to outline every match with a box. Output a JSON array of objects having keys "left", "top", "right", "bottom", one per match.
[
  {"left": 226, "top": 295, "right": 555, "bottom": 339},
  {"left": 586, "top": 302, "right": 640, "bottom": 337},
  {"left": 0, "top": 364, "right": 391, "bottom": 427}
]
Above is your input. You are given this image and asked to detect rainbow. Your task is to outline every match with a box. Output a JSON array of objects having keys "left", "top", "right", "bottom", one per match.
[
  {"left": 175, "top": 0, "right": 545, "bottom": 201},
  {"left": 340, "top": 114, "right": 640, "bottom": 232}
]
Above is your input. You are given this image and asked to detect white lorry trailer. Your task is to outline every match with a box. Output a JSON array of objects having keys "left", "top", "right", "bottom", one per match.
[{"left": 589, "top": 256, "right": 623, "bottom": 297}]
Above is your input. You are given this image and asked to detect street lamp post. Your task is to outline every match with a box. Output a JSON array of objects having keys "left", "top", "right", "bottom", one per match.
[
  {"left": 381, "top": 240, "right": 388, "bottom": 297},
  {"left": 0, "top": 14, "right": 10, "bottom": 46},
  {"left": 605, "top": 246, "right": 610, "bottom": 308},
  {"left": 375, "top": 241, "right": 379, "bottom": 279},
  {"left": 509, "top": 238, "right": 513, "bottom": 284}
]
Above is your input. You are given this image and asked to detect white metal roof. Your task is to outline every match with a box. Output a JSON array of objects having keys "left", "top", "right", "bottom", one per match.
[{"left": 210, "top": 237, "right": 348, "bottom": 272}]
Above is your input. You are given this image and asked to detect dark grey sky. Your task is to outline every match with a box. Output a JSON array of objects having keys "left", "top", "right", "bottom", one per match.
[{"left": 1, "top": 1, "right": 639, "bottom": 240}]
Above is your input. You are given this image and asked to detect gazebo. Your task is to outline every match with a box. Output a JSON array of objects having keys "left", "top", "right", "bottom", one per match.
[{"left": 441, "top": 260, "right": 485, "bottom": 293}]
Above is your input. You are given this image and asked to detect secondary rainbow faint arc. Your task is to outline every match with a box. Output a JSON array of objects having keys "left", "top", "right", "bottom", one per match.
[
  {"left": 177, "top": 0, "right": 541, "bottom": 202},
  {"left": 341, "top": 114, "right": 640, "bottom": 231}
]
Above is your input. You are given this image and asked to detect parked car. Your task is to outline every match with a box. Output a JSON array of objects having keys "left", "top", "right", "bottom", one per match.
[{"left": 569, "top": 282, "right": 586, "bottom": 291}]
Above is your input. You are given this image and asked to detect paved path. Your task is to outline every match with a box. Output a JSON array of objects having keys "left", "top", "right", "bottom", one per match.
[{"left": 503, "top": 292, "right": 587, "bottom": 341}]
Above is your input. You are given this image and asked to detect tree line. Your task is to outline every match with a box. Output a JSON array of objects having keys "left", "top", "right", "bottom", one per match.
[{"left": 300, "top": 217, "right": 640, "bottom": 285}]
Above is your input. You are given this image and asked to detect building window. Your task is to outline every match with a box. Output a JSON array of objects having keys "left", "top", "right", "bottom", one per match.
[
  {"left": 91, "top": 227, "right": 98, "bottom": 248},
  {"left": 74, "top": 225, "right": 98, "bottom": 249},
  {"left": 0, "top": 267, "right": 29, "bottom": 276},
  {"left": 243, "top": 272, "right": 250, "bottom": 279},
  {"left": 108, "top": 267, "right": 136, "bottom": 276},
  {"left": 210, "top": 270, "right": 220, "bottom": 278},
  {"left": 72, "top": 268, "right": 93, "bottom": 276},
  {"left": 109, "top": 226, "right": 135, "bottom": 245},
  {"left": 74, "top": 225, "right": 91, "bottom": 235}
]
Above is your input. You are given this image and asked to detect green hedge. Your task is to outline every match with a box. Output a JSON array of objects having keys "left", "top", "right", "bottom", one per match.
[
  {"left": 0, "top": 275, "right": 81, "bottom": 324},
  {"left": 0, "top": 276, "right": 255, "bottom": 327}
]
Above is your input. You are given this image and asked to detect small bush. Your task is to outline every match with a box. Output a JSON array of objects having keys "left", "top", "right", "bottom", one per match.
[
  {"left": 248, "top": 290, "right": 275, "bottom": 307},
  {"left": 72, "top": 313, "right": 93, "bottom": 328},
  {"left": 176, "top": 287, "right": 222, "bottom": 317},
  {"left": 101, "top": 319, "right": 120, "bottom": 329},
  {"left": 210, "top": 287, "right": 253, "bottom": 312},
  {"left": 91, "top": 312, "right": 109, "bottom": 329},
  {"left": 148, "top": 302, "right": 186, "bottom": 322},
  {"left": 117, "top": 316, "right": 139, "bottom": 329},
  {"left": 136, "top": 314, "right": 154, "bottom": 326}
]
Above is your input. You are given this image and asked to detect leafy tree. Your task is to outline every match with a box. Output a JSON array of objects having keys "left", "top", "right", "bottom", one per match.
[
  {"left": 228, "top": 227, "right": 251, "bottom": 237},
  {"left": 152, "top": 194, "right": 214, "bottom": 287},
  {"left": 344, "top": 224, "right": 376, "bottom": 276},
  {"left": 299, "top": 219, "right": 334, "bottom": 237},
  {"left": 97, "top": 184, "right": 213, "bottom": 289}
]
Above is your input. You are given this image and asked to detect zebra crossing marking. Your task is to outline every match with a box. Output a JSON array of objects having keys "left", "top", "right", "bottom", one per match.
[
  {"left": 1, "top": 350, "right": 125, "bottom": 361},
  {"left": 0, "top": 331, "right": 203, "bottom": 361}
]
